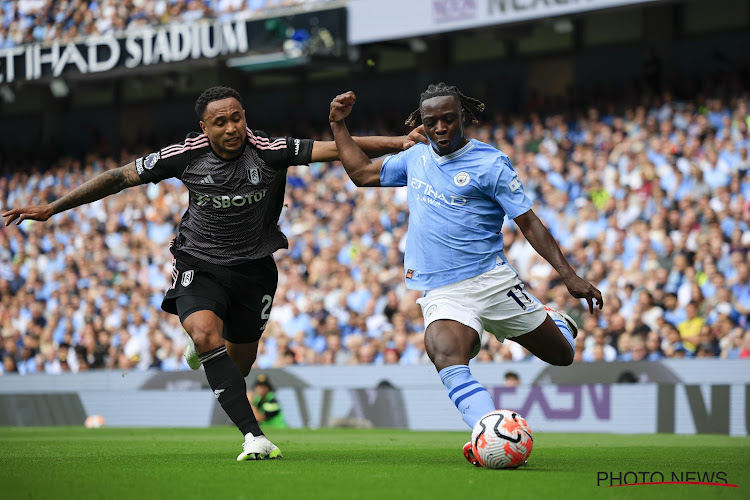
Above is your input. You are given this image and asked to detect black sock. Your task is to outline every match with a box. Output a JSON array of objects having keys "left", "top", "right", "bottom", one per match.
[{"left": 199, "top": 345, "right": 262, "bottom": 437}]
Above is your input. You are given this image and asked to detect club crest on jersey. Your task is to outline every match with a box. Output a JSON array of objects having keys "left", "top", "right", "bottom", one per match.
[
  {"left": 508, "top": 177, "right": 522, "bottom": 192},
  {"left": 426, "top": 304, "right": 437, "bottom": 318},
  {"left": 248, "top": 167, "right": 261, "bottom": 185},
  {"left": 144, "top": 152, "right": 160, "bottom": 170},
  {"left": 181, "top": 270, "right": 194, "bottom": 287},
  {"left": 453, "top": 172, "right": 470, "bottom": 187}
]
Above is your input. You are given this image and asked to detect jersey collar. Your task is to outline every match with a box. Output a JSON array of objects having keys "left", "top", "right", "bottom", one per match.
[{"left": 430, "top": 139, "right": 474, "bottom": 165}]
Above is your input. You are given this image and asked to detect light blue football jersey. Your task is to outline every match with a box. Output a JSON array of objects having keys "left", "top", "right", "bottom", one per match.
[{"left": 380, "top": 139, "right": 533, "bottom": 291}]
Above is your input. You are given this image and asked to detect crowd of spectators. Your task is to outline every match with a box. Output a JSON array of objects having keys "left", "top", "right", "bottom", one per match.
[
  {"left": 1, "top": 87, "right": 749, "bottom": 375},
  {"left": 0, "top": 0, "right": 337, "bottom": 48}
]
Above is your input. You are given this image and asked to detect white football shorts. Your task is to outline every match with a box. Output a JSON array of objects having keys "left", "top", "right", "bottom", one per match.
[{"left": 416, "top": 264, "right": 547, "bottom": 354}]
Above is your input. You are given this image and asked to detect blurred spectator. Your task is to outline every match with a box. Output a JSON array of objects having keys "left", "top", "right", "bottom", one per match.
[
  {"left": 582, "top": 328, "right": 617, "bottom": 362},
  {"left": 0, "top": 0, "right": 336, "bottom": 47},
  {"left": 248, "top": 374, "right": 286, "bottom": 428},
  {"left": 504, "top": 371, "right": 520, "bottom": 387},
  {"left": 677, "top": 301, "right": 705, "bottom": 352}
]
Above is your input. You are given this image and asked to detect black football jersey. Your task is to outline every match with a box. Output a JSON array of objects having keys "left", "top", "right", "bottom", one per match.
[{"left": 136, "top": 128, "right": 313, "bottom": 265}]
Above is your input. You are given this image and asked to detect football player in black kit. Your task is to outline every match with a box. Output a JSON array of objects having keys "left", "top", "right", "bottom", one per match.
[{"left": 3, "top": 86, "right": 426, "bottom": 460}]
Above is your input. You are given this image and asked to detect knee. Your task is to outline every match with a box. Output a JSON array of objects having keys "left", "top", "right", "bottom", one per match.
[
  {"left": 552, "top": 347, "right": 574, "bottom": 367},
  {"left": 429, "top": 350, "right": 465, "bottom": 371},
  {"left": 186, "top": 322, "right": 222, "bottom": 353},
  {"left": 425, "top": 328, "right": 477, "bottom": 371}
]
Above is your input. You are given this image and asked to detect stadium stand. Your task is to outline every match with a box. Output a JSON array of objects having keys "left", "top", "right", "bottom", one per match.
[
  {"left": 0, "top": 0, "right": 337, "bottom": 47},
  {"left": 1, "top": 78, "right": 749, "bottom": 374},
  {"left": 1, "top": 0, "right": 749, "bottom": 374}
]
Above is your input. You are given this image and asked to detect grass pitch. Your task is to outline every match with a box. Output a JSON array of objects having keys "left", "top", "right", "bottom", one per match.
[{"left": 1, "top": 428, "right": 747, "bottom": 500}]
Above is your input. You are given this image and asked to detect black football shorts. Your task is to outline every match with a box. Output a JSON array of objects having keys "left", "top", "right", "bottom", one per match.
[{"left": 162, "top": 248, "right": 278, "bottom": 344}]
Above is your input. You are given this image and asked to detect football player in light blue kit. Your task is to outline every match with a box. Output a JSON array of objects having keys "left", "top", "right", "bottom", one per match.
[{"left": 329, "top": 83, "right": 603, "bottom": 466}]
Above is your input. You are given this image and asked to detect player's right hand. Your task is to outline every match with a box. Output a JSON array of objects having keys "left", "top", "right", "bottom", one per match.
[
  {"left": 2, "top": 205, "right": 53, "bottom": 226},
  {"left": 563, "top": 275, "right": 603, "bottom": 314},
  {"left": 329, "top": 91, "right": 356, "bottom": 123}
]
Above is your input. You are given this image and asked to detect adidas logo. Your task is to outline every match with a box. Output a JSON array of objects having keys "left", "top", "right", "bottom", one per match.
[{"left": 199, "top": 174, "right": 215, "bottom": 184}]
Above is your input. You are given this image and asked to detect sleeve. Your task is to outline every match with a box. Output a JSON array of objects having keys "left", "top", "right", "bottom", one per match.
[
  {"left": 248, "top": 129, "right": 313, "bottom": 168},
  {"left": 136, "top": 133, "right": 205, "bottom": 184},
  {"left": 379, "top": 150, "right": 409, "bottom": 187},
  {"left": 493, "top": 155, "right": 533, "bottom": 219}
]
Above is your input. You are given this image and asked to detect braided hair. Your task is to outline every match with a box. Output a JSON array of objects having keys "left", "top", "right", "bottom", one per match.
[{"left": 405, "top": 82, "right": 485, "bottom": 127}]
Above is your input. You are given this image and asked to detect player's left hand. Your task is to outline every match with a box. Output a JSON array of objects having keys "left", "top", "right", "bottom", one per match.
[
  {"left": 402, "top": 124, "right": 428, "bottom": 150},
  {"left": 329, "top": 91, "right": 356, "bottom": 123},
  {"left": 563, "top": 275, "right": 603, "bottom": 314}
]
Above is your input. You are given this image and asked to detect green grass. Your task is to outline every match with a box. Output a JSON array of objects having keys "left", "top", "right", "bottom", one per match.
[{"left": 0, "top": 428, "right": 747, "bottom": 500}]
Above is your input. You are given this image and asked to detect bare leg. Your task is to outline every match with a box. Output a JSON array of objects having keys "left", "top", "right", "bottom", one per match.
[
  {"left": 183, "top": 310, "right": 224, "bottom": 353},
  {"left": 512, "top": 315, "right": 574, "bottom": 366},
  {"left": 424, "top": 319, "right": 480, "bottom": 371},
  {"left": 425, "top": 319, "right": 494, "bottom": 429},
  {"left": 182, "top": 310, "right": 261, "bottom": 437},
  {"left": 226, "top": 340, "right": 259, "bottom": 378}
]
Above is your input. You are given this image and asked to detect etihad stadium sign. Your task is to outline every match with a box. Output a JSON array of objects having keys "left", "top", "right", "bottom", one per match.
[
  {"left": 349, "top": 0, "right": 661, "bottom": 44},
  {"left": 0, "top": 20, "right": 249, "bottom": 83},
  {"left": 0, "top": 8, "right": 346, "bottom": 83}
]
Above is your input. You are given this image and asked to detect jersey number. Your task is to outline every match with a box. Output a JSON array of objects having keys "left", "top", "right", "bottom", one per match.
[
  {"left": 261, "top": 294, "right": 272, "bottom": 320},
  {"left": 507, "top": 285, "right": 532, "bottom": 310}
]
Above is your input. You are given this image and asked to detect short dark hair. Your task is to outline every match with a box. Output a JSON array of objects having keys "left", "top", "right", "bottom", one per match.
[
  {"left": 405, "top": 82, "right": 485, "bottom": 127},
  {"left": 617, "top": 371, "right": 638, "bottom": 383},
  {"left": 254, "top": 373, "right": 273, "bottom": 390},
  {"left": 195, "top": 86, "right": 242, "bottom": 120}
]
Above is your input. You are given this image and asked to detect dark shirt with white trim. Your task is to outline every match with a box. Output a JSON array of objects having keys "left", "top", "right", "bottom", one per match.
[{"left": 136, "top": 129, "right": 313, "bottom": 265}]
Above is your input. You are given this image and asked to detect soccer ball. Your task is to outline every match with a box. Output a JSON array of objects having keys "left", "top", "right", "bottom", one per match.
[
  {"left": 84, "top": 415, "right": 106, "bottom": 428},
  {"left": 471, "top": 410, "right": 533, "bottom": 469}
]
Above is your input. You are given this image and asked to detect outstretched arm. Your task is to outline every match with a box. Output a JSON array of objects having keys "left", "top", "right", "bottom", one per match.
[
  {"left": 3, "top": 162, "right": 144, "bottom": 226},
  {"left": 328, "top": 91, "right": 389, "bottom": 187},
  {"left": 313, "top": 93, "right": 426, "bottom": 163},
  {"left": 514, "top": 209, "right": 603, "bottom": 313},
  {"left": 311, "top": 135, "right": 422, "bottom": 163}
]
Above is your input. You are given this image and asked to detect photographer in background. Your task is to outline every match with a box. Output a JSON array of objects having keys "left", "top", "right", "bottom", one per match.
[{"left": 248, "top": 374, "right": 286, "bottom": 428}]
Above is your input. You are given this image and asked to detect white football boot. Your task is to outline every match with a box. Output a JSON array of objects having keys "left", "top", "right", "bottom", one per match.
[
  {"left": 183, "top": 331, "right": 201, "bottom": 370},
  {"left": 237, "top": 434, "right": 283, "bottom": 461}
]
